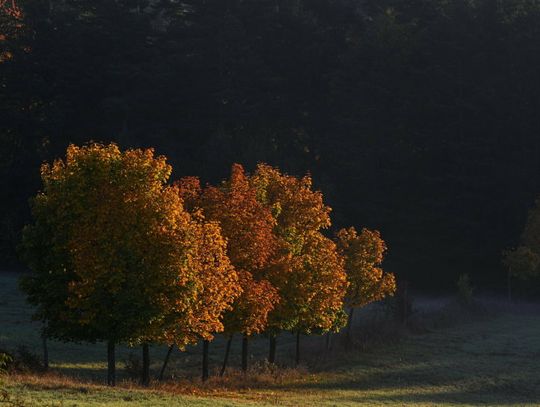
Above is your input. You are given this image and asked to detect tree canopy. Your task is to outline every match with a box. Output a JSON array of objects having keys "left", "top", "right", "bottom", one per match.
[
  {"left": 177, "top": 164, "right": 279, "bottom": 338},
  {"left": 20, "top": 143, "right": 241, "bottom": 383},
  {"left": 336, "top": 227, "right": 396, "bottom": 309}
]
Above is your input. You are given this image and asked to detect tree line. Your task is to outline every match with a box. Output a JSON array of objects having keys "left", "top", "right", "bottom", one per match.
[
  {"left": 20, "top": 143, "right": 396, "bottom": 385},
  {"left": 4, "top": 0, "right": 540, "bottom": 290}
]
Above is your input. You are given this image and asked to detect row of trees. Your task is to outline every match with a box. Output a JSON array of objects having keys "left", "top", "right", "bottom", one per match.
[
  {"left": 5, "top": 0, "right": 540, "bottom": 289},
  {"left": 20, "top": 143, "right": 396, "bottom": 386}
]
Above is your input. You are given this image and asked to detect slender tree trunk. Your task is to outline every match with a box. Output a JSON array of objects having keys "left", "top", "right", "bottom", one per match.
[
  {"left": 268, "top": 335, "right": 276, "bottom": 364},
  {"left": 202, "top": 340, "right": 209, "bottom": 382},
  {"left": 41, "top": 332, "right": 49, "bottom": 371},
  {"left": 141, "top": 343, "right": 150, "bottom": 386},
  {"left": 346, "top": 307, "right": 355, "bottom": 349},
  {"left": 158, "top": 345, "right": 174, "bottom": 381},
  {"left": 220, "top": 335, "right": 233, "bottom": 377},
  {"left": 241, "top": 335, "right": 248, "bottom": 372},
  {"left": 295, "top": 332, "right": 300, "bottom": 367},
  {"left": 107, "top": 341, "right": 116, "bottom": 386}
]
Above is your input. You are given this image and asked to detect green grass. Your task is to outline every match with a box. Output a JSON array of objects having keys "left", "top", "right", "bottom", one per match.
[{"left": 1, "top": 271, "right": 540, "bottom": 406}]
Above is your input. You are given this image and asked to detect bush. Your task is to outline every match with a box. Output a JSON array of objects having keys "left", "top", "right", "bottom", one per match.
[
  {"left": 14, "top": 345, "right": 44, "bottom": 373},
  {"left": 0, "top": 351, "right": 13, "bottom": 373}
]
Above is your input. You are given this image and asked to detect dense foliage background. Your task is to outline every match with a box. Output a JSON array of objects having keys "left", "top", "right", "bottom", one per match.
[{"left": 3, "top": 0, "right": 540, "bottom": 290}]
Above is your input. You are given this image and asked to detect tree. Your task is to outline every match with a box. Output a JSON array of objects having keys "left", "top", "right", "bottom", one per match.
[
  {"left": 176, "top": 163, "right": 278, "bottom": 376},
  {"left": 158, "top": 216, "right": 241, "bottom": 382},
  {"left": 335, "top": 227, "right": 396, "bottom": 343},
  {"left": 20, "top": 143, "right": 238, "bottom": 386},
  {"left": 251, "top": 163, "right": 348, "bottom": 364}
]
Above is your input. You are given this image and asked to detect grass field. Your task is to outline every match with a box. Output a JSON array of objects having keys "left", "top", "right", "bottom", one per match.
[{"left": 1, "top": 271, "right": 540, "bottom": 406}]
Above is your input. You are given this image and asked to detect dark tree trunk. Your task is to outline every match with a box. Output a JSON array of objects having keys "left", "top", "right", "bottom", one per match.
[
  {"left": 158, "top": 345, "right": 174, "bottom": 381},
  {"left": 202, "top": 340, "right": 209, "bottom": 382},
  {"left": 107, "top": 341, "right": 116, "bottom": 386},
  {"left": 295, "top": 332, "right": 301, "bottom": 366},
  {"left": 141, "top": 343, "right": 150, "bottom": 386},
  {"left": 268, "top": 335, "right": 276, "bottom": 364},
  {"left": 41, "top": 332, "right": 49, "bottom": 371},
  {"left": 346, "top": 307, "right": 355, "bottom": 349},
  {"left": 220, "top": 335, "right": 233, "bottom": 377},
  {"left": 241, "top": 335, "right": 248, "bottom": 372}
]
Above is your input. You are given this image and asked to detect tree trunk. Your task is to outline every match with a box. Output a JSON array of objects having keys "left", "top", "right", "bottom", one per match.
[
  {"left": 41, "top": 332, "right": 49, "bottom": 371},
  {"left": 345, "top": 307, "right": 355, "bottom": 349},
  {"left": 268, "top": 335, "right": 276, "bottom": 364},
  {"left": 295, "top": 332, "right": 300, "bottom": 367},
  {"left": 107, "top": 341, "right": 116, "bottom": 386},
  {"left": 158, "top": 345, "right": 174, "bottom": 381},
  {"left": 202, "top": 340, "right": 209, "bottom": 382},
  {"left": 220, "top": 335, "right": 232, "bottom": 377},
  {"left": 141, "top": 343, "right": 150, "bottom": 386},
  {"left": 241, "top": 335, "right": 248, "bottom": 372}
]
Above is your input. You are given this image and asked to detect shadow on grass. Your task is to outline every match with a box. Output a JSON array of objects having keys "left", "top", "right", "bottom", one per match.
[{"left": 336, "top": 381, "right": 540, "bottom": 405}]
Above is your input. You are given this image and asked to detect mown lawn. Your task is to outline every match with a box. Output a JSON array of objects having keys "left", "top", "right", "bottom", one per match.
[{"left": 1, "top": 271, "right": 540, "bottom": 406}]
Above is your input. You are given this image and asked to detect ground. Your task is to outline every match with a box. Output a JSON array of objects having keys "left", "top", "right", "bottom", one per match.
[{"left": 1, "top": 271, "right": 539, "bottom": 406}]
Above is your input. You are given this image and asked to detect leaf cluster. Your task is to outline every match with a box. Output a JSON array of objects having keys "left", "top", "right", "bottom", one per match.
[
  {"left": 336, "top": 227, "right": 396, "bottom": 309},
  {"left": 21, "top": 143, "right": 240, "bottom": 348}
]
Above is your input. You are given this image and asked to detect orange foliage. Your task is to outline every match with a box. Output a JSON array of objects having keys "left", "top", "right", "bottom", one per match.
[
  {"left": 268, "top": 232, "right": 348, "bottom": 333},
  {"left": 0, "top": 0, "right": 22, "bottom": 19},
  {"left": 252, "top": 164, "right": 331, "bottom": 245},
  {"left": 252, "top": 164, "right": 348, "bottom": 334},
  {"left": 200, "top": 164, "right": 277, "bottom": 272},
  {"left": 176, "top": 164, "right": 279, "bottom": 336},
  {"left": 336, "top": 227, "right": 396, "bottom": 308},
  {"left": 23, "top": 143, "right": 239, "bottom": 347},
  {"left": 1, "top": 0, "right": 24, "bottom": 63},
  {"left": 222, "top": 271, "right": 278, "bottom": 336},
  {"left": 161, "top": 218, "right": 241, "bottom": 346}
]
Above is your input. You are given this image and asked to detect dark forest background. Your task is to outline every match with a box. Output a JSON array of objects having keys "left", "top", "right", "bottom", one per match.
[{"left": 3, "top": 0, "right": 540, "bottom": 291}]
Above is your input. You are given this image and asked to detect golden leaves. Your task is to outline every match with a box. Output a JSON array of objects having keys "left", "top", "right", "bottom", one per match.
[
  {"left": 27, "top": 143, "right": 240, "bottom": 346},
  {"left": 176, "top": 164, "right": 278, "bottom": 336},
  {"left": 24, "top": 144, "right": 391, "bottom": 345},
  {"left": 0, "top": 1, "right": 23, "bottom": 19},
  {"left": 222, "top": 271, "right": 278, "bottom": 336},
  {"left": 252, "top": 164, "right": 347, "bottom": 334},
  {"left": 336, "top": 227, "right": 396, "bottom": 308}
]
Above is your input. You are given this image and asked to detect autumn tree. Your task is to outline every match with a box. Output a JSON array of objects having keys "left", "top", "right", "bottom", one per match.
[
  {"left": 20, "top": 143, "right": 239, "bottom": 386},
  {"left": 176, "top": 164, "right": 278, "bottom": 376},
  {"left": 158, "top": 216, "right": 241, "bottom": 382},
  {"left": 335, "top": 227, "right": 396, "bottom": 343},
  {"left": 251, "top": 163, "right": 348, "bottom": 364}
]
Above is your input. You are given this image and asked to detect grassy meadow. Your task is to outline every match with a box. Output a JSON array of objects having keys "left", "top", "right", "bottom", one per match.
[{"left": 1, "top": 271, "right": 540, "bottom": 406}]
